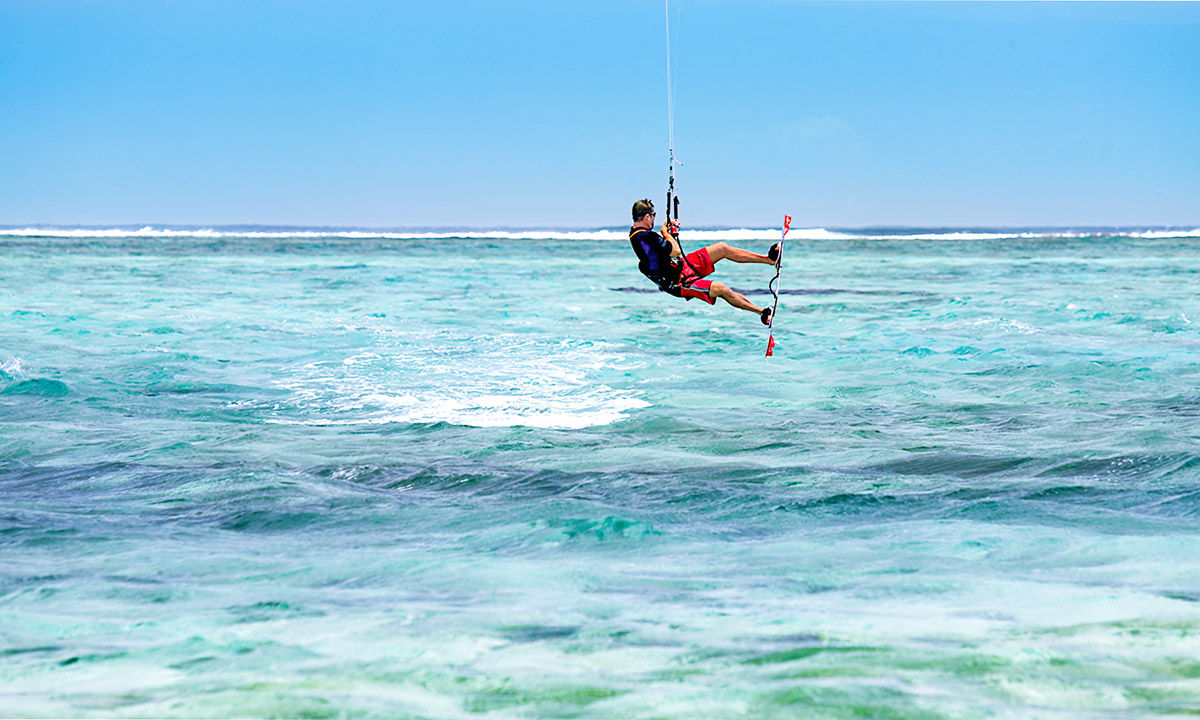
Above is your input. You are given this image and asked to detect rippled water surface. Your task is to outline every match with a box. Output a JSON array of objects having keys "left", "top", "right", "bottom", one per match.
[{"left": 3, "top": 228, "right": 1200, "bottom": 718}]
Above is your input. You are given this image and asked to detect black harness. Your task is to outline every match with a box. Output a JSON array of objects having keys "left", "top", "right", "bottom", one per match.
[{"left": 629, "top": 227, "right": 683, "bottom": 295}]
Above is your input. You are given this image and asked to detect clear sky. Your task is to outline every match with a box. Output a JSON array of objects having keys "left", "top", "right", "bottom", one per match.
[{"left": 2, "top": 1, "right": 1198, "bottom": 228}]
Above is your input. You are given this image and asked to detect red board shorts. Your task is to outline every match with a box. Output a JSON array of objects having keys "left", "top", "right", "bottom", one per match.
[{"left": 677, "top": 247, "right": 716, "bottom": 304}]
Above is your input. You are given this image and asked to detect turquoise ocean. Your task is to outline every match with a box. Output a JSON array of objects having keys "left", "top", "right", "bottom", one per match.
[{"left": 4, "top": 224, "right": 1200, "bottom": 718}]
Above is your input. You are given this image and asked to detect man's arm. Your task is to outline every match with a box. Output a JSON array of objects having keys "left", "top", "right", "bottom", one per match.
[{"left": 660, "top": 221, "right": 682, "bottom": 257}]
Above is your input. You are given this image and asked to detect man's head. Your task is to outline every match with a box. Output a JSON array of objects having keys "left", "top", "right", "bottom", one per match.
[{"left": 632, "top": 198, "right": 656, "bottom": 222}]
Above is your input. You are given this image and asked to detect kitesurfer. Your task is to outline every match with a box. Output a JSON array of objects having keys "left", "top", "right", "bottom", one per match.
[{"left": 628, "top": 198, "right": 780, "bottom": 325}]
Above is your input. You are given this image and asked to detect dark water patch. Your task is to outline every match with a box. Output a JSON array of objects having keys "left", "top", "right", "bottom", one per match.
[
  {"left": 1, "top": 524, "right": 84, "bottom": 549},
  {"left": 216, "top": 508, "right": 326, "bottom": 533},
  {"left": 2, "top": 378, "right": 68, "bottom": 397},
  {"left": 1, "top": 646, "right": 63, "bottom": 657},
  {"left": 867, "top": 453, "right": 1033, "bottom": 478},
  {"left": 546, "top": 516, "right": 658, "bottom": 542},
  {"left": 228, "top": 601, "right": 326, "bottom": 623},
  {"left": 757, "top": 633, "right": 823, "bottom": 645},
  {"left": 0, "top": 460, "right": 179, "bottom": 496},
  {"left": 1161, "top": 590, "right": 1200, "bottom": 603},
  {"left": 58, "top": 651, "right": 129, "bottom": 667},
  {"left": 783, "top": 492, "right": 930, "bottom": 519},
  {"left": 501, "top": 625, "right": 580, "bottom": 643},
  {"left": 169, "top": 655, "right": 221, "bottom": 671},
  {"left": 611, "top": 286, "right": 672, "bottom": 294},
  {"left": 744, "top": 644, "right": 880, "bottom": 666},
  {"left": 611, "top": 287, "right": 937, "bottom": 297},
  {"left": 142, "top": 382, "right": 240, "bottom": 395},
  {"left": 101, "top": 573, "right": 169, "bottom": 587},
  {"left": 317, "top": 462, "right": 604, "bottom": 500},
  {"left": 1021, "top": 484, "right": 1125, "bottom": 502},
  {"left": 0, "top": 511, "right": 29, "bottom": 533}
]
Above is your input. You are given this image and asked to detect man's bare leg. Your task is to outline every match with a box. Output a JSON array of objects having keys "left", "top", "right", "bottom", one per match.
[
  {"left": 709, "top": 281, "right": 762, "bottom": 314},
  {"left": 704, "top": 241, "right": 774, "bottom": 266}
]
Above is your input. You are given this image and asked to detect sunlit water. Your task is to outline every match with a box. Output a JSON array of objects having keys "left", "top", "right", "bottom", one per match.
[{"left": 3, "top": 227, "right": 1200, "bottom": 718}]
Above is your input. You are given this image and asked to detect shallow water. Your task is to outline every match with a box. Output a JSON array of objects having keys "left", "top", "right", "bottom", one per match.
[{"left": 3, "top": 227, "right": 1200, "bottom": 718}]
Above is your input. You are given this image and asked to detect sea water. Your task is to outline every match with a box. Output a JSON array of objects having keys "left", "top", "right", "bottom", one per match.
[{"left": 3, "top": 226, "right": 1200, "bottom": 718}]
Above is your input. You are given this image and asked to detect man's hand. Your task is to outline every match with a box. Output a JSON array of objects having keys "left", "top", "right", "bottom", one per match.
[{"left": 661, "top": 220, "right": 683, "bottom": 258}]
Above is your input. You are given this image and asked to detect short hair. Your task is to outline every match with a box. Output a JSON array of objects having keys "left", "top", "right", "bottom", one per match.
[{"left": 632, "top": 198, "right": 655, "bottom": 221}]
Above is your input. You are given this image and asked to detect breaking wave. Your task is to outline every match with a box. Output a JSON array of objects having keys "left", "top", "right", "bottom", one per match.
[{"left": 4, "top": 225, "right": 1197, "bottom": 242}]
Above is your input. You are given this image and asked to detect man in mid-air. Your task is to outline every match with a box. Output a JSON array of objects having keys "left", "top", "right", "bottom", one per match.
[{"left": 628, "top": 198, "right": 779, "bottom": 325}]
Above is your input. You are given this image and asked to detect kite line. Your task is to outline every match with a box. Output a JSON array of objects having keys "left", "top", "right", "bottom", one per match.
[{"left": 664, "top": 0, "right": 699, "bottom": 277}]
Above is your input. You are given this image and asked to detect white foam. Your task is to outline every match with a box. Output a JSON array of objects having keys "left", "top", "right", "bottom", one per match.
[
  {"left": 0, "top": 225, "right": 817, "bottom": 242},
  {"left": 270, "top": 334, "right": 648, "bottom": 430},
  {"left": 852, "top": 229, "right": 1200, "bottom": 241},
  {"left": 1123, "top": 228, "right": 1200, "bottom": 239},
  {"left": 0, "top": 355, "right": 24, "bottom": 378}
]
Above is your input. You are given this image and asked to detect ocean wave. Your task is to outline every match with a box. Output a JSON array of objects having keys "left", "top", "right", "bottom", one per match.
[
  {"left": 0, "top": 226, "right": 631, "bottom": 241},
  {"left": 4, "top": 225, "right": 1197, "bottom": 242},
  {"left": 1, "top": 378, "right": 69, "bottom": 397},
  {"left": 0, "top": 225, "right": 830, "bottom": 242}
]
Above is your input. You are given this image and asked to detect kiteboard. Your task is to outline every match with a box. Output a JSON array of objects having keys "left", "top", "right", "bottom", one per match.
[{"left": 765, "top": 215, "right": 791, "bottom": 356}]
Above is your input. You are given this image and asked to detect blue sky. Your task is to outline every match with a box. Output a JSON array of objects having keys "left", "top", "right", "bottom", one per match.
[{"left": 2, "top": 1, "right": 1197, "bottom": 228}]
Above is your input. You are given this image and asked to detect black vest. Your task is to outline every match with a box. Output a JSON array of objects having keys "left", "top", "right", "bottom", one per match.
[{"left": 629, "top": 227, "right": 681, "bottom": 292}]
